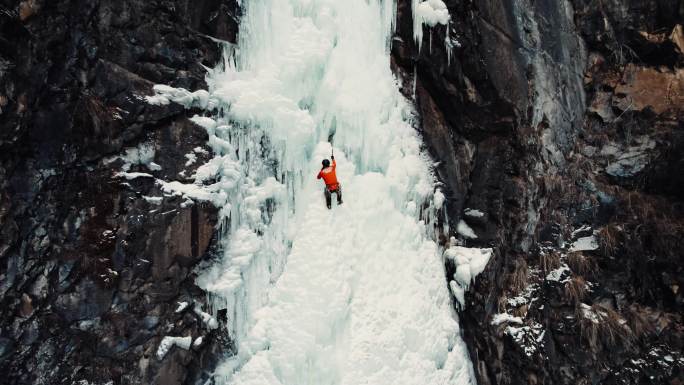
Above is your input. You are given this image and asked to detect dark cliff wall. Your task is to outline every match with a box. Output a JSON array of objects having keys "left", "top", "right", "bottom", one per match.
[
  {"left": 394, "top": 0, "right": 683, "bottom": 384},
  {"left": 0, "top": 1, "right": 238, "bottom": 384}
]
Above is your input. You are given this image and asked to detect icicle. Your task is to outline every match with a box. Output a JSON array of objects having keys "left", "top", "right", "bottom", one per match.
[
  {"left": 445, "top": 23, "right": 452, "bottom": 66},
  {"left": 412, "top": 64, "right": 418, "bottom": 100}
]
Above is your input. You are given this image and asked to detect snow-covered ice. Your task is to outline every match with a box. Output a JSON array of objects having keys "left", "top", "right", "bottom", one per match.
[
  {"left": 149, "top": 0, "right": 477, "bottom": 383},
  {"left": 413, "top": 0, "right": 451, "bottom": 50},
  {"left": 444, "top": 246, "right": 492, "bottom": 309}
]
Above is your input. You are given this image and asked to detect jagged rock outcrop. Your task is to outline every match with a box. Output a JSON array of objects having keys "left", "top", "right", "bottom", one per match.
[
  {"left": 0, "top": 1, "right": 238, "bottom": 384},
  {"left": 394, "top": 0, "right": 683, "bottom": 384}
]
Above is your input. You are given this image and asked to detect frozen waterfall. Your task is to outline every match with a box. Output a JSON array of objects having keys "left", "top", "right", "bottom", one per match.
[{"left": 148, "top": 0, "right": 479, "bottom": 384}]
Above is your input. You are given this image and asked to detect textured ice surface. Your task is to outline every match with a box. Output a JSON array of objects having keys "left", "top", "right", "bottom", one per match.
[
  {"left": 444, "top": 246, "right": 492, "bottom": 309},
  {"left": 150, "top": 0, "right": 477, "bottom": 383}
]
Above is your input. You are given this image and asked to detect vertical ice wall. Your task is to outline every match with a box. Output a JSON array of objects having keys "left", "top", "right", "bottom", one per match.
[{"left": 147, "top": 0, "right": 482, "bottom": 384}]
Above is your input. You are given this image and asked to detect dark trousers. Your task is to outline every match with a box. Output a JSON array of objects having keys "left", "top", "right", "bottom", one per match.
[{"left": 324, "top": 185, "right": 342, "bottom": 208}]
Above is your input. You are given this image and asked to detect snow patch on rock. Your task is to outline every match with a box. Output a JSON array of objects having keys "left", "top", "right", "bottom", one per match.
[{"left": 156, "top": 336, "right": 192, "bottom": 360}]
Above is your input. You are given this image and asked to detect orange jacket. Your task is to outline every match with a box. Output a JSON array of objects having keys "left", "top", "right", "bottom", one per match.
[{"left": 317, "top": 159, "right": 339, "bottom": 190}]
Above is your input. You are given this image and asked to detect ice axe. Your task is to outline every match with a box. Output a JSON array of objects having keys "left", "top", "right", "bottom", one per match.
[{"left": 328, "top": 130, "right": 335, "bottom": 159}]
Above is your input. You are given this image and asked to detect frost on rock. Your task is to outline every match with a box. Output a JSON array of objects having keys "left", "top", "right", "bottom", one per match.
[
  {"left": 457, "top": 220, "right": 477, "bottom": 239},
  {"left": 444, "top": 246, "right": 493, "bottom": 308},
  {"left": 156, "top": 336, "right": 192, "bottom": 360}
]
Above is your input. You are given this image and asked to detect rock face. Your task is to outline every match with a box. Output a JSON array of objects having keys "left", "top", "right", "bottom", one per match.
[
  {"left": 394, "top": 0, "right": 683, "bottom": 384},
  {"left": 0, "top": 1, "right": 238, "bottom": 384}
]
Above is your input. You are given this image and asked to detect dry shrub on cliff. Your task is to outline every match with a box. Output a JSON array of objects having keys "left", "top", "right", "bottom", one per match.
[
  {"left": 650, "top": 217, "right": 684, "bottom": 258},
  {"left": 497, "top": 294, "right": 509, "bottom": 313},
  {"left": 564, "top": 276, "right": 588, "bottom": 305},
  {"left": 624, "top": 304, "right": 655, "bottom": 340},
  {"left": 578, "top": 303, "right": 634, "bottom": 351},
  {"left": 597, "top": 224, "right": 620, "bottom": 258},
  {"left": 508, "top": 259, "right": 529, "bottom": 294},
  {"left": 567, "top": 252, "right": 593, "bottom": 276},
  {"left": 625, "top": 190, "right": 657, "bottom": 220},
  {"left": 543, "top": 173, "right": 563, "bottom": 195},
  {"left": 617, "top": 191, "right": 684, "bottom": 258},
  {"left": 512, "top": 303, "right": 529, "bottom": 318},
  {"left": 539, "top": 251, "right": 561, "bottom": 274}
]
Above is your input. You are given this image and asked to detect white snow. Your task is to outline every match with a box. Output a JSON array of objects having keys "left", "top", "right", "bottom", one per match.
[
  {"left": 149, "top": 0, "right": 477, "bottom": 384},
  {"left": 108, "top": 142, "right": 161, "bottom": 173},
  {"left": 185, "top": 153, "right": 198, "bottom": 167},
  {"left": 569, "top": 235, "right": 598, "bottom": 251},
  {"left": 457, "top": 220, "right": 477, "bottom": 239},
  {"left": 491, "top": 313, "right": 523, "bottom": 326},
  {"left": 143, "top": 196, "right": 163, "bottom": 205},
  {"left": 146, "top": 85, "right": 210, "bottom": 109},
  {"left": 157, "top": 336, "right": 192, "bottom": 360},
  {"left": 571, "top": 225, "right": 591, "bottom": 237},
  {"left": 464, "top": 208, "right": 484, "bottom": 218},
  {"left": 193, "top": 336, "right": 204, "bottom": 347},
  {"left": 190, "top": 115, "right": 217, "bottom": 131},
  {"left": 175, "top": 301, "right": 189, "bottom": 313},
  {"left": 116, "top": 171, "right": 154, "bottom": 180},
  {"left": 546, "top": 264, "right": 571, "bottom": 282}
]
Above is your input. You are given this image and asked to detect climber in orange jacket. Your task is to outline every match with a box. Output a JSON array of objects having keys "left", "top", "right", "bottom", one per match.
[{"left": 317, "top": 155, "right": 343, "bottom": 209}]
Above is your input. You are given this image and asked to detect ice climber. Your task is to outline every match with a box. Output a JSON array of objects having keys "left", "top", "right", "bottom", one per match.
[{"left": 317, "top": 155, "right": 343, "bottom": 209}]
